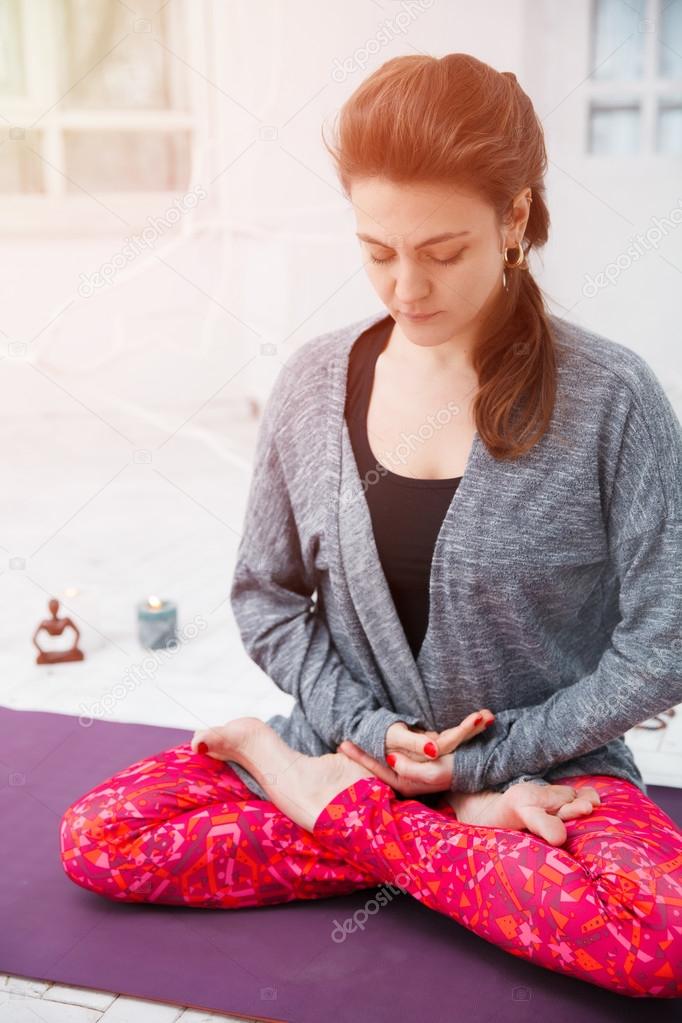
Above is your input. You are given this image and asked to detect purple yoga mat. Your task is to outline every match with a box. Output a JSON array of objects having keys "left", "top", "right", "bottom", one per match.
[{"left": 0, "top": 706, "right": 680, "bottom": 1022}]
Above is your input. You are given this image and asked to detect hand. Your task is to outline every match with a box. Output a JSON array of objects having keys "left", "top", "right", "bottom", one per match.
[
  {"left": 382, "top": 717, "right": 601, "bottom": 843},
  {"left": 384, "top": 711, "right": 496, "bottom": 766},
  {"left": 337, "top": 709, "right": 495, "bottom": 797}
]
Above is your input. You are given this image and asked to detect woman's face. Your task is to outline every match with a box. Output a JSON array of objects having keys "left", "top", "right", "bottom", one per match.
[{"left": 350, "top": 176, "right": 529, "bottom": 351}]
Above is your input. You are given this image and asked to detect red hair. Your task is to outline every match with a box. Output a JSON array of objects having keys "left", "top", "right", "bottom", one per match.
[{"left": 322, "top": 53, "right": 557, "bottom": 461}]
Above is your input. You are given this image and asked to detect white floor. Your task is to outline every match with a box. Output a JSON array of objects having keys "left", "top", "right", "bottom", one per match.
[
  {"left": 2, "top": 404, "right": 681, "bottom": 1021},
  {"left": 0, "top": 976, "right": 254, "bottom": 1023}
]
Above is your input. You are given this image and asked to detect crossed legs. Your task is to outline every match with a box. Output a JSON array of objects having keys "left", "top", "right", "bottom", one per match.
[{"left": 60, "top": 718, "right": 682, "bottom": 998}]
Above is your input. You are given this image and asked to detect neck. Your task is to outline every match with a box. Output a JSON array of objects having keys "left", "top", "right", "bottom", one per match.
[{"left": 384, "top": 318, "right": 478, "bottom": 379}]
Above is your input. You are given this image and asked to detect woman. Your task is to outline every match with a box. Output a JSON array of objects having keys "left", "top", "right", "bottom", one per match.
[{"left": 59, "top": 54, "right": 682, "bottom": 997}]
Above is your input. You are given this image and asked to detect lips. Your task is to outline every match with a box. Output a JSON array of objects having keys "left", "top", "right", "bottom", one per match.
[{"left": 400, "top": 310, "right": 439, "bottom": 319}]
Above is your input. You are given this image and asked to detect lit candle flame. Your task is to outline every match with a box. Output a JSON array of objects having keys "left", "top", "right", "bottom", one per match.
[{"left": 148, "top": 595, "right": 163, "bottom": 609}]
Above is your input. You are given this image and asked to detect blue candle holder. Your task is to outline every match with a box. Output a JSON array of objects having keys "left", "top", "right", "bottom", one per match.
[{"left": 137, "top": 596, "right": 177, "bottom": 650}]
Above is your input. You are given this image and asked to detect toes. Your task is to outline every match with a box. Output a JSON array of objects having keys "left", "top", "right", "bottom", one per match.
[
  {"left": 191, "top": 730, "right": 210, "bottom": 754},
  {"left": 522, "top": 805, "right": 568, "bottom": 846},
  {"left": 556, "top": 797, "right": 594, "bottom": 821},
  {"left": 542, "top": 784, "right": 579, "bottom": 811}
]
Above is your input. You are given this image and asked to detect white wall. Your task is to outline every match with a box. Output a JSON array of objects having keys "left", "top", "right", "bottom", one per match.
[{"left": 1, "top": 0, "right": 679, "bottom": 427}]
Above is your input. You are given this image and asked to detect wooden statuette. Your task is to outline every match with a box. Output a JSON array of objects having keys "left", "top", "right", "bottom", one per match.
[{"left": 33, "top": 598, "right": 85, "bottom": 664}]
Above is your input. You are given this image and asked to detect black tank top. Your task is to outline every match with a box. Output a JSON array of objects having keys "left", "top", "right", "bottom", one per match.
[{"left": 344, "top": 315, "right": 462, "bottom": 660}]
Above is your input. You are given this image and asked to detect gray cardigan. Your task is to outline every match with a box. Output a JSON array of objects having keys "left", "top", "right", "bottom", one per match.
[{"left": 227, "top": 309, "right": 682, "bottom": 800}]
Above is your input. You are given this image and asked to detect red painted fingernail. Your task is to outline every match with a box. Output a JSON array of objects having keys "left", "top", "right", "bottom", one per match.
[
  {"left": 423, "top": 741, "right": 438, "bottom": 758},
  {"left": 473, "top": 715, "right": 483, "bottom": 726},
  {"left": 386, "top": 754, "right": 396, "bottom": 767},
  {"left": 198, "top": 741, "right": 208, "bottom": 754},
  {"left": 484, "top": 718, "right": 495, "bottom": 728}
]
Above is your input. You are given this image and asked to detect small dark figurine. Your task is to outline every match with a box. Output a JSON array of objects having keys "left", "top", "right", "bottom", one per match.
[{"left": 33, "top": 598, "right": 85, "bottom": 664}]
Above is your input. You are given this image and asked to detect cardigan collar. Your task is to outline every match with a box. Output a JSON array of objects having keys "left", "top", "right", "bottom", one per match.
[{"left": 324, "top": 309, "right": 486, "bottom": 729}]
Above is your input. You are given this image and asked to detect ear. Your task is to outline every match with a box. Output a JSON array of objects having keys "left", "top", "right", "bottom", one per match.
[{"left": 501, "top": 189, "right": 532, "bottom": 249}]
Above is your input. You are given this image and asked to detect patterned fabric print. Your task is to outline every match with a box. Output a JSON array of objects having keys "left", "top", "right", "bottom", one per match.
[
  {"left": 59, "top": 742, "right": 377, "bottom": 908},
  {"left": 312, "top": 773, "right": 682, "bottom": 999},
  {"left": 60, "top": 746, "right": 682, "bottom": 997}
]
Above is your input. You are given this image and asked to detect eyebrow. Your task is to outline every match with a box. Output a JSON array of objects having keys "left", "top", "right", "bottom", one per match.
[{"left": 355, "top": 230, "right": 471, "bottom": 249}]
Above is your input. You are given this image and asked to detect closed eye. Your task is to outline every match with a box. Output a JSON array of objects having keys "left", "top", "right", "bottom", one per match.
[{"left": 369, "top": 250, "right": 465, "bottom": 267}]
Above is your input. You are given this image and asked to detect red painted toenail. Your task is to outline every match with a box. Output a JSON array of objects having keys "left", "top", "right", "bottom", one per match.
[
  {"left": 423, "top": 742, "right": 438, "bottom": 758},
  {"left": 198, "top": 741, "right": 208, "bottom": 754},
  {"left": 386, "top": 754, "right": 396, "bottom": 767}
]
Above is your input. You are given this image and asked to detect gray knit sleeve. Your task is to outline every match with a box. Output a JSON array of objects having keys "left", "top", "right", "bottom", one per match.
[
  {"left": 450, "top": 354, "right": 682, "bottom": 794},
  {"left": 230, "top": 362, "right": 425, "bottom": 761},
  {"left": 490, "top": 774, "right": 550, "bottom": 793}
]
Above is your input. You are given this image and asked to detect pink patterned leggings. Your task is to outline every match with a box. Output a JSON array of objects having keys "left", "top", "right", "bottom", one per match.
[{"left": 59, "top": 741, "right": 682, "bottom": 998}]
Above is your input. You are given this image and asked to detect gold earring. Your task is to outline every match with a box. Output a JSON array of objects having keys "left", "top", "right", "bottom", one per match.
[
  {"left": 502, "top": 239, "right": 528, "bottom": 291},
  {"left": 503, "top": 244, "right": 526, "bottom": 268}
]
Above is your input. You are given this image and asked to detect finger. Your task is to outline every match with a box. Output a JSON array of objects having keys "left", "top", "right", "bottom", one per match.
[
  {"left": 435, "top": 709, "right": 496, "bottom": 755},
  {"left": 338, "top": 741, "right": 399, "bottom": 787},
  {"left": 386, "top": 722, "right": 442, "bottom": 760},
  {"left": 382, "top": 750, "right": 443, "bottom": 784}
]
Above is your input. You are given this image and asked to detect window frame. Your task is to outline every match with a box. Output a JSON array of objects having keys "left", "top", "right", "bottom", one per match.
[
  {"left": 0, "top": 0, "right": 208, "bottom": 235},
  {"left": 586, "top": 0, "right": 682, "bottom": 156}
]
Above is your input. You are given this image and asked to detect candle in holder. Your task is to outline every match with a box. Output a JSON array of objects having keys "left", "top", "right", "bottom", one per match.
[{"left": 137, "top": 595, "right": 177, "bottom": 650}]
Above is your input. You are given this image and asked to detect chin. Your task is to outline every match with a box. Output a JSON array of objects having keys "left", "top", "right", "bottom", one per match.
[{"left": 402, "top": 319, "right": 455, "bottom": 341}]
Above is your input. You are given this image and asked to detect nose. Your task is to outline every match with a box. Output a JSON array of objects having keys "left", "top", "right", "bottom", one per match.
[{"left": 392, "top": 256, "right": 432, "bottom": 305}]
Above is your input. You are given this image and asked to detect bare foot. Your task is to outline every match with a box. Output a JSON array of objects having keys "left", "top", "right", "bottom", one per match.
[
  {"left": 446, "top": 790, "right": 529, "bottom": 829},
  {"left": 191, "top": 717, "right": 379, "bottom": 832},
  {"left": 445, "top": 782, "right": 597, "bottom": 847}
]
